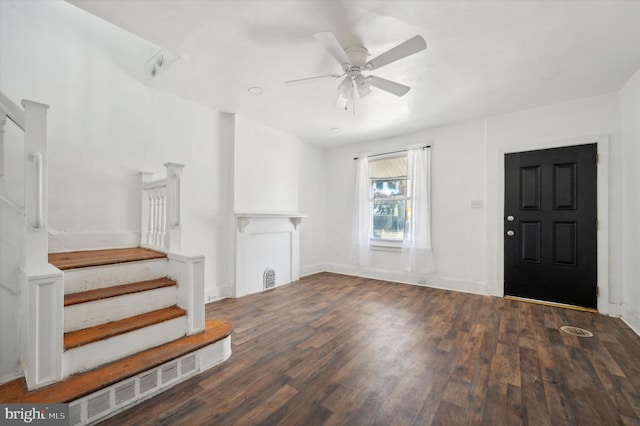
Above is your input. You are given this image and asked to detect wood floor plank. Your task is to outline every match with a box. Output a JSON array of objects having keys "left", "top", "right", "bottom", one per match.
[
  {"left": 49, "top": 247, "right": 166, "bottom": 270},
  {"left": 94, "top": 273, "right": 640, "bottom": 425}
]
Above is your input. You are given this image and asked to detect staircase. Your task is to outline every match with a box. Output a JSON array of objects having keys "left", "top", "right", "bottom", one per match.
[
  {"left": 54, "top": 248, "right": 189, "bottom": 377},
  {"left": 0, "top": 92, "right": 233, "bottom": 425},
  {"left": 0, "top": 247, "right": 232, "bottom": 425}
]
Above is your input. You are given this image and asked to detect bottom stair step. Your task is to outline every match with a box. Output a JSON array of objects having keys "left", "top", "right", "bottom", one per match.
[
  {"left": 0, "top": 319, "right": 233, "bottom": 403},
  {"left": 64, "top": 306, "right": 186, "bottom": 350}
]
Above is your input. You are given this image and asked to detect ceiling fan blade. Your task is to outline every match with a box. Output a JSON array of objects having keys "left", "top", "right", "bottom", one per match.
[
  {"left": 367, "top": 76, "right": 411, "bottom": 97},
  {"left": 365, "top": 35, "right": 426, "bottom": 71},
  {"left": 285, "top": 74, "right": 341, "bottom": 86},
  {"left": 314, "top": 31, "right": 352, "bottom": 70}
]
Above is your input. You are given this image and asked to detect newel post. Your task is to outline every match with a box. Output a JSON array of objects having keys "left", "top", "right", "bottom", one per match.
[
  {"left": 164, "top": 162, "right": 184, "bottom": 252},
  {"left": 23, "top": 100, "right": 49, "bottom": 268},
  {"left": 21, "top": 100, "right": 64, "bottom": 389}
]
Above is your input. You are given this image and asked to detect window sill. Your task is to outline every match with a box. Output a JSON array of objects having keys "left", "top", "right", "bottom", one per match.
[{"left": 369, "top": 240, "right": 403, "bottom": 252}]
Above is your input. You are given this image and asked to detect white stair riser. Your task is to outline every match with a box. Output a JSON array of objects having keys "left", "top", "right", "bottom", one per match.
[
  {"left": 63, "top": 259, "right": 168, "bottom": 294},
  {"left": 64, "top": 286, "right": 178, "bottom": 333},
  {"left": 63, "top": 316, "right": 187, "bottom": 377}
]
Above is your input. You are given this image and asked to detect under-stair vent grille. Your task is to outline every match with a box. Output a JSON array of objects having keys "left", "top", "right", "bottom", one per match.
[
  {"left": 64, "top": 341, "right": 230, "bottom": 425},
  {"left": 162, "top": 362, "right": 179, "bottom": 384},
  {"left": 115, "top": 380, "right": 136, "bottom": 406},
  {"left": 264, "top": 268, "right": 276, "bottom": 289},
  {"left": 69, "top": 403, "right": 81, "bottom": 426},
  {"left": 139, "top": 370, "right": 158, "bottom": 394},
  {"left": 87, "top": 391, "right": 110, "bottom": 420},
  {"left": 181, "top": 354, "right": 197, "bottom": 374}
]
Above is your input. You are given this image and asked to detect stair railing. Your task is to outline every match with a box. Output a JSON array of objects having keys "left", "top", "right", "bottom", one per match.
[
  {"left": 140, "top": 163, "right": 183, "bottom": 253},
  {"left": 0, "top": 90, "right": 64, "bottom": 390},
  {"left": 140, "top": 163, "right": 204, "bottom": 335}
]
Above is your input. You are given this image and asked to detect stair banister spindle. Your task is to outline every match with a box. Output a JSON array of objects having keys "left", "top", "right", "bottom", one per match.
[
  {"left": 159, "top": 186, "right": 166, "bottom": 248},
  {"left": 174, "top": 172, "right": 181, "bottom": 227},
  {"left": 149, "top": 188, "right": 155, "bottom": 245},
  {"left": 144, "top": 189, "right": 153, "bottom": 244},
  {"left": 154, "top": 188, "right": 160, "bottom": 246},
  {"left": 157, "top": 188, "right": 163, "bottom": 246}
]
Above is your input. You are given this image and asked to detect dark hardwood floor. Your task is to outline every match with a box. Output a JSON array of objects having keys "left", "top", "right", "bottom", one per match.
[{"left": 99, "top": 272, "right": 640, "bottom": 425}]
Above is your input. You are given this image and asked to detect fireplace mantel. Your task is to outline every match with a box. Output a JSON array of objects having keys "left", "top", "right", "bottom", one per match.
[
  {"left": 233, "top": 212, "right": 309, "bottom": 297},
  {"left": 235, "top": 212, "right": 309, "bottom": 233}
]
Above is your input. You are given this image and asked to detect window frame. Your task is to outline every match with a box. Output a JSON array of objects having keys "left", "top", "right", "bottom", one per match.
[{"left": 368, "top": 153, "right": 410, "bottom": 247}]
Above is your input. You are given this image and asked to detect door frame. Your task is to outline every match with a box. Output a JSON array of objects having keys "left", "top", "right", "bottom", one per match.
[{"left": 495, "top": 134, "right": 610, "bottom": 313}]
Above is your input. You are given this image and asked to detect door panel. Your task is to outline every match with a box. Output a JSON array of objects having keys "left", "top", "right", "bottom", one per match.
[
  {"left": 504, "top": 144, "right": 597, "bottom": 309},
  {"left": 520, "top": 222, "right": 541, "bottom": 263},
  {"left": 520, "top": 166, "right": 541, "bottom": 210}
]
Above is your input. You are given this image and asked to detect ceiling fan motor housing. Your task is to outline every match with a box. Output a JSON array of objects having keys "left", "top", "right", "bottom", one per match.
[{"left": 344, "top": 46, "right": 369, "bottom": 70}]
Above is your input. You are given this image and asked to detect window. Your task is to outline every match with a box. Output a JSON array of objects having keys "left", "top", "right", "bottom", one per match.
[
  {"left": 352, "top": 146, "right": 433, "bottom": 272},
  {"left": 369, "top": 155, "right": 409, "bottom": 242}
]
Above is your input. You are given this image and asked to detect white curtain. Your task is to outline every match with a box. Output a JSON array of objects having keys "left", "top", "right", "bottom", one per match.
[
  {"left": 402, "top": 148, "right": 434, "bottom": 273},
  {"left": 351, "top": 157, "right": 371, "bottom": 266}
]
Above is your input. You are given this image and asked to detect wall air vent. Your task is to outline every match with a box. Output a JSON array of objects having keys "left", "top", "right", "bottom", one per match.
[{"left": 264, "top": 268, "right": 276, "bottom": 289}]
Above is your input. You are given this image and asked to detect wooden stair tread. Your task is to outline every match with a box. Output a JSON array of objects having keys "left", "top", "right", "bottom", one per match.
[
  {"left": 64, "top": 306, "right": 186, "bottom": 350},
  {"left": 49, "top": 247, "right": 166, "bottom": 270},
  {"left": 64, "top": 278, "right": 176, "bottom": 306},
  {"left": 0, "top": 319, "right": 233, "bottom": 403}
]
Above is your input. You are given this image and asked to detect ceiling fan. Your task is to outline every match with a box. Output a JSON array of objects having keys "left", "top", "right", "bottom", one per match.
[{"left": 285, "top": 32, "right": 427, "bottom": 110}]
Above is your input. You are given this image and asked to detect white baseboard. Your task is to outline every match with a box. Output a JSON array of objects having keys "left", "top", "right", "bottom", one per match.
[
  {"left": 300, "top": 263, "right": 326, "bottom": 277},
  {"left": 622, "top": 304, "right": 640, "bottom": 337},
  {"left": 0, "top": 371, "right": 23, "bottom": 387},
  {"left": 608, "top": 302, "right": 623, "bottom": 317},
  {"left": 205, "top": 285, "right": 233, "bottom": 303},
  {"left": 417, "top": 275, "right": 489, "bottom": 296},
  {"left": 323, "top": 263, "right": 489, "bottom": 296},
  {"left": 48, "top": 230, "right": 140, "bottom": 253}
]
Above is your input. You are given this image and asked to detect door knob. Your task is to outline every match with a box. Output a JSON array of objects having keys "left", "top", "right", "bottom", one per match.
[{"left": 506, "top": 230, "right": 515, "bottom": 236}]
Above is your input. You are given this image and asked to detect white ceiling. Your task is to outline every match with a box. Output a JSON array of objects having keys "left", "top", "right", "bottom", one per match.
[{"left": 68, "top": 0, "right": 640, "bottom": 147}]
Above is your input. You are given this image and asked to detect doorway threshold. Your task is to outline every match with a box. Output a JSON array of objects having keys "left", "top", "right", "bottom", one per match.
[{"left": 504, "top": 295, "right": 598, "bottom": 313}]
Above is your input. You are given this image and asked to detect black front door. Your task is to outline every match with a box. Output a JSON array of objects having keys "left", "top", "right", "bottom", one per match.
[{"left": 504, "top": 144, "right": 597, "bottom": 309}]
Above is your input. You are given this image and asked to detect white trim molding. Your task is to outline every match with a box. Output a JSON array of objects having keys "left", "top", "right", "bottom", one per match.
[
  {"left": 324, "top": 263, "right": 488, "bottom": 296},
  {"left": 622, "top": 304, "right": 640, "bottom": 337},
  {"left": 493, "top": 134, "right": 610, "bottom": 313},
  {"left": 48, "top": 230, "right": 140, "bottom": 253}
]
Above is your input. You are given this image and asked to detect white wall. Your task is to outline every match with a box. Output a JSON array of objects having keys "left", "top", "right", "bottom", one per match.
[
  {"left": 324, "top": 92, "right": 625, "bottom": 307},
  {"left": 620, "top": 67, "right": 640, "bottom": 332},
  {"left": 234, "top": 116, "right": 301, "bottom": 213},
  {"left": 324, "top": 119, "right": 487, "bottom": 293},
  {"left": 0, "top": 198, "right": 24, "bottom": 383},
  {"left": 485, "top": 93, "right": 622, "bottom": 314},
  {"left": 298, "top": 144, "right": 326, "bottom": 276},
  {"left": 0, "top": 1, "right": 234, "bottom": 302},
  {"left": 234, "top": 115, "right": 326, "bottom": 276}
]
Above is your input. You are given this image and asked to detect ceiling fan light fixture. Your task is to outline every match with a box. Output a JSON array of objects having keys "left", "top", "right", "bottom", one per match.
[
  {"left": 337, "top": 77, "right": 354, "bottom": 99},
  {"left": 354, "top": 74, "right": 371, "bottom": 98}
]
